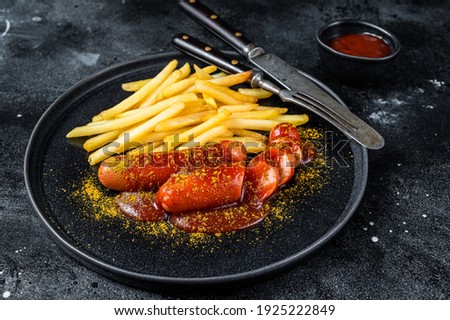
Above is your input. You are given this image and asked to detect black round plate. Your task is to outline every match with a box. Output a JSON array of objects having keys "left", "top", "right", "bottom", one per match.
[{"left": 24, "top": 52, "right": 368, "bottom": 290}]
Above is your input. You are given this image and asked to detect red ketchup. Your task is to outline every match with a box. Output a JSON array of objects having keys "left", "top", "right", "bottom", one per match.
[{"left": 328, "top": 33, "right": 392, "bottom": 58}]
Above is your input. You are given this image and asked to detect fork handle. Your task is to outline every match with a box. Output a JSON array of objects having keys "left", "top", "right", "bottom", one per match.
[
  {"left": 178, "top": 0, "right": 255, "bottom": 56},
  {"left": 172, "top": 33, "right": 248, "bottom": 74}
]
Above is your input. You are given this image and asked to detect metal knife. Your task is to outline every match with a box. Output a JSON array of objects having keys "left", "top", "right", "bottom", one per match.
[{"left": 178, "top": 0, "right": 384, "bottom": 150}]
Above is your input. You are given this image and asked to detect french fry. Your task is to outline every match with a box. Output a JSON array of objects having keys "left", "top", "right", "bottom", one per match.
[
  {"left": 245, "top": 142, "right": 267, "bottom": 153},
  {"left": 195, "top": 80, "right": 244, "bottom": 105},
  {"left": 121, "top": 102, "right": 186, "bottom": 143},
  {"left": 94, "top": 59, "right": 178, "bottom": 121},
  {"left": 128, "top": 126, "right": 195, "bottom": 155},
  {"left": 137, "top": 128, "right": 191, "bottom": 144},
  {"left": 88, "top": 102, "right": 185, "bottom": 165},
  {"left": 113, "top": 108, "right": 141, "bottom": 118},
  {"left": 127, "top": 141, "right": 163, "bottom": 156},
  {"left": 117, "top": 99, "right": 204, "bottom": 118},
  {"left": 177, "top": 102, "right": 208, "bottom": 116},
  {"left": 218, "top": 104, "right": 258, "bottom": 113},
  {"left": 162, "top": 76, "right": 197, "bottom": 98},
  {"left": 202, "top": 93, "right": 218, "bottom": 109},
  {"left": 255, "top": 106, "right": 289, "bottom": 114},
  {"left": 178, "top": 125, "right": 229, "bottom": 150},
  {"left": 275, "top": 114, "right": 309, "bottom": 126},
  {"left": 228, "top": 109, "right": 281, "bottom": 120},
  {"left": 230, "top": 129, "right": 267, "bottom": 141},
  {"left": 154, "top": 110, "right": 216, "bottom": 132},
  {"left": 121, "top": 79, "right": 151, "bottom": 92},
  {"left": 163, "top": 109, "right": 232, "bottom": 150},
  {"left": 211, "top": 71, "right": 228, "bottom": 79},
  {"left": 223, "top": 118, "right": 282, "bottom": 131},
  {"left": 238, "top": 88, "right": 273, "bottom": 99},
  {"left": 83, "top": 129, "right": 122, "bottom": 152},
  {"left": 195, "top": 80, "right": 257, "bottom": 104},
  {"left": 156, "top": 63, "right": 191, "bottom": 101},
  {"left": 194, "top": 64, "right": 214, "bottom": 79},
  {"left": 147, "top": 70, "right": 182, "bottom": 105},
  {"left": 66, "top": 93, "right": 197, "bottom": 138},
  {"left": 86, "top": 119, "right": 109, "bottom": 126},
  {"left": 209, "top": 71, "right": 252, "bottom": 87},
  {"left": 199, "top": 65, "right": 218, "bottom": 75},
  {"left": 199, "top": 113, "right": 216, "bottom": 122}
]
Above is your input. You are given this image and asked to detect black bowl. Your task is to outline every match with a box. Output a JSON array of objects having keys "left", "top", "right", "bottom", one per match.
[{"left": 317, "top": 20, "right": 401, "bottom": 84}]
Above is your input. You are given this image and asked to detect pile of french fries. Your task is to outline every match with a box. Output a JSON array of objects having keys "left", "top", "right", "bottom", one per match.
[{"left": 66, "top": 59, "right": 309, "bottom": 165}]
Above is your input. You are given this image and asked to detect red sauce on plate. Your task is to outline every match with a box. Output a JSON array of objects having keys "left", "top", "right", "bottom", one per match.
[
  {"left": 115, "top": 191, "right": 168, "bottom": 222},
  {"left": 327, "top": 33, "right": 392, "bottom": 58},
  {"left": 115, "top": 190, "right": 271, "bottom": 233}
]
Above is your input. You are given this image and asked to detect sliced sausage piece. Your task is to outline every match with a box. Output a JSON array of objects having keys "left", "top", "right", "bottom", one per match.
[
  {"left": 170, "top": 203, "right": 270, "bottom": 233},
  {"left": 269, "top": 122, "right": 301, "bottom": 143},
  {"left": 115, "top": 191, "right": 168, "bottom": 222},
  {"left": 98, "top": 142, "right": 246, "bottom": 192},
  {"left": 267, "top": 137, "right": 303, "bottom": 168},
  {"left": 243, "top": 154, "right": 279, "bottom": 206},
  {"left": 263, "top": 147, "right": 296, "bottom": 185},
  {"left": 156, "top": 162, "right": 245, "bottom": 214}
]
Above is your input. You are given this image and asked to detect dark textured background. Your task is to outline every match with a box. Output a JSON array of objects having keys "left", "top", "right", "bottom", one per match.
[{"left": 1, "top": 0, "right": 449, "bottom": 299}]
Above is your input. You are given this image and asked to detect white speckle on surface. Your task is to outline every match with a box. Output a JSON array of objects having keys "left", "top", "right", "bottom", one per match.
[
  {"left": 396, "top": 202, "right": 400, "bottom": 206},
  {"left": 403, "top": 221, "right": 406, "bottom": 225},
  {"left": 428, "top": 79, "right": 445, "bottom": 89},
  {"left": 391, "top": 98, "right": 406, "bottom": 106},
  {"left": 371, "top": 236, "right": 379, "bottom": 243},
  {"left": 17, "top": 113, "right": 22, "bottom": 117},
  {"left": 423, "top": 105, "right": 435, "bottom": 109},
  {"left": 1, "top": 19, "right": 10, "bottom": 37},
  {"left": 68, "top": 49, "right": 100, "bottom": 66},
  {"left": 405, "top": 230, "right": 409, "bottom": 233},
  {"left": 369, "top": 221, "right": 374, "bottom": 226},
  {"left": 368, "top": 111, "right": 399, "bottom": 125},
  {"left": 374, "top": 97, "right": 406, "bottom": 106},
  {"left": 397, "top": 163, "right": 402, "bottom": 167},
  {"left": 3, "top": 291, "right": 11, "bottom": 299},
  {"left": 416, "top": 88, "right": 425, "bottom": 93},
  {"left": 389, "top": 230, "right": 393, "bottom": 233},
  {"left": 363, "top": 227, "right": 368, "bottom": 231},
  {"left": 32, "top": 16, "right": 42, "bottom": 22},
  {"left": 396, "top": 191, "right": 400, "bottom": 195},
  {"left": 426, "top": 193, "right": 429, "bottom": 197},
  {"left": 375, "top": 98, "right": 389, "bottom": 105},
  {"left": 423, "top": 214, "right": 427, "bottom": 218},
  {"left": 14, "top": 250, "right": 18, "bottom": 253}
]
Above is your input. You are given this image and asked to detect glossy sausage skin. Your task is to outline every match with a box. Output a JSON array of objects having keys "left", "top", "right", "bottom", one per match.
[
  {"left": 269, "top": 123, "right": 301, "bottom": 143},
  {"left": 98, "top": 141, "right": 246, "bottom": 191},
  {"left": 244, "top": 154, "right": 280, "bottom": 205},
  {"left": 156, "top": 162, "right": 245, "bottom": 214},
  {"left": 263, "top": 147, "right": 296, "bottom": 185}
]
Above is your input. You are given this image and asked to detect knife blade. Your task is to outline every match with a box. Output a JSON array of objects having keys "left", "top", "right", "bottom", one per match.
[{"left": 178, "top": 0, "right": 384, "bottom": 149}]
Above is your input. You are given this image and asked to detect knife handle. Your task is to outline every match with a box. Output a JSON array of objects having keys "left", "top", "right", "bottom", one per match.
[
  {"left": 172, "top": 33, "right": 248, "bottom": 74},
  {"left": 178, "top": 0, "right": 255, "bottom": 56}
]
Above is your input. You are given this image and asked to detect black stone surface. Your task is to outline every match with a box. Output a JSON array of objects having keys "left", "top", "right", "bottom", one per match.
[{"left": 1, "top": 0, "right": 449, "bottom": 299}]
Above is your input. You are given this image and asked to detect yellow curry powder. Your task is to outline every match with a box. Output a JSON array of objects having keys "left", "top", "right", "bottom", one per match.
[{"left": 69, "top": 126, "right": 330, "bottom": 247}]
